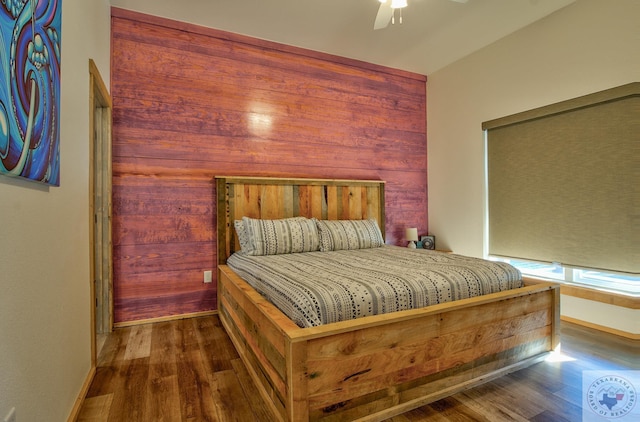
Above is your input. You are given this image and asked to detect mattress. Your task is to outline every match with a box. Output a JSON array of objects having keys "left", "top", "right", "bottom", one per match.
[{"left": 226, "top": 245, "right": 523, "bottom": 328}]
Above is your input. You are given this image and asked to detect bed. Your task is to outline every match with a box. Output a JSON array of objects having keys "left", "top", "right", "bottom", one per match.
[{"left": 216, "top": 176, "right": 560, "bottom": 422}]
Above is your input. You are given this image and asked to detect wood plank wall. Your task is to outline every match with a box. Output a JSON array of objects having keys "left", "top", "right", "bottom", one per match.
[{"left": 110, "top": 8, "right": 427, "bottom": 324}]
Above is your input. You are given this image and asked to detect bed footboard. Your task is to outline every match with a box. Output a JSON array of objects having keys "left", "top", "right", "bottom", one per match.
[{"left": 218, "top": 265, "right": 560, "bottom": 421}]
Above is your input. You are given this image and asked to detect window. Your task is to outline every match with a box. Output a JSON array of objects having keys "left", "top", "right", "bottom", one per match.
[
  {"left": 573, "top": 269, "right": 640, "bottom": 296},
  {"left": 483, "top": 83, "right": 639, "bottom": 294},
  {"left": 490, "top": 257, "right": 640, "bottom": 296}
]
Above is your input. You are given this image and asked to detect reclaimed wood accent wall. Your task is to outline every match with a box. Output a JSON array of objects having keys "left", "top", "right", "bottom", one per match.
[{"left": 111, "top": 8, "right": 427, "bottom": 324}]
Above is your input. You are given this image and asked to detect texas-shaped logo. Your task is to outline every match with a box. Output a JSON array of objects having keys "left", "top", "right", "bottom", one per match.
[{"left": 598, "top": 387, "right": 625, "bottom": 410}]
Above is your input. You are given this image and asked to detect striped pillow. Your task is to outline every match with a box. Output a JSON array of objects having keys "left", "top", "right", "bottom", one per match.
[
  {"left": 315, "top": 219, "right": 384, "bottom": 251},
  {"left": 234, "top": 220, "right": 251, "bottom": 254},
  {"left": 242, "top": 217, "right": 320, "bottom": 256}
]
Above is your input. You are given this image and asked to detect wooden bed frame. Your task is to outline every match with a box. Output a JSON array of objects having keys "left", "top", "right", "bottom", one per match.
[{"left": 216, "top": 176, "right": 560, "bottom": 421}]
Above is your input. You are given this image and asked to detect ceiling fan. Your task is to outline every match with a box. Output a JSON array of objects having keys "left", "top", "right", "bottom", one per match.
[{"left": 374, "top": 0, "right": 469, "bottom": 30}]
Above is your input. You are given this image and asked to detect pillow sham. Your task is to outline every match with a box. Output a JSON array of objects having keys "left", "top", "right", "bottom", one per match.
[
  {"left": 241, "top": 216, "right": 320, "bottom": 256},
  {"left": 234, "top": 220, "right": 251, "bottom": 254},
  {"left": 315, "top": 219, "right": 384, "bottom": 252}
]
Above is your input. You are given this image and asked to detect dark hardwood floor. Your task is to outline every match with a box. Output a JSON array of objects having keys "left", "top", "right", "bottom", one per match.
[{"left": 78, "top": 316, "right": 638, "bottom": 421}]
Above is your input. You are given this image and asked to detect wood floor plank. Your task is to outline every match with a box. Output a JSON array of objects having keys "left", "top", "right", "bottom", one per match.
[
  {"left": 149, "top": 320, "right": 178, "bottom": 378},
  {"left": 146, "top": 322, "right": 181, "bottom": 421},
  {"left": 193, "top": 314, "right": 238, "bottom": 373},
  {"left": 210, "top": 369, "right": 256, "bottom": 421},
  {"left": 85, "top": 365, "right": 123, "bottom": 401},
  {"left": 383, "top": 415, "right": 412, "bottom": 422},
  {"left": 427, "top": 396, "right": 495, "bottom": 421},
  {"left": 97, "top": 326, "right": 130, "bottom": 367},
  {"left": 77, "top": 394, "right": 113, "bottom": 421},
  {"left": 552, "top": 383, "right": 583, "bottom": 408},
  {"left": 390, "top": 406, "right": 451, "bottom": 422},
  {"left": 559, "top": 324, "right": 639, "bottom": 367},
  {"left": 107, "top": 357, "right": 150, "bottom": 422},
  {"left": 507, "top": 360, "right": 567, "bottom": 394},
  {"left": 527, "top": 409, "right": 574, "bottom": 422},
  {"left": 492, "top": 374, "right": 576, "bottom": 419},
  {"left": 176, "top": 318, "right": 202, "bottom": 353},
  {"left": 146, "top": 374, "right": 181, "bottom": 421},
  {"left": 124, "top": 323, "right": 153, "bottom": 360},
  {"left": 86, "top": 327, "right": 134, "bottom": 400},
  {"left": 175, "top": 350, "right": 220, "bottom": 421},
  {"left": 175, "top": 319, "right": 220, "bottom": 421},
  {"left": 80, "top": 316, "right": 637, "bottom": 422},
  {"left": 454, "top": 385, "right": 530, "bottom": 421}
]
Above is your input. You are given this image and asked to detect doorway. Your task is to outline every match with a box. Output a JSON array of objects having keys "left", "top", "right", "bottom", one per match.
[{"left": 89, "top": 59, "right": 112, "bottom": 365}]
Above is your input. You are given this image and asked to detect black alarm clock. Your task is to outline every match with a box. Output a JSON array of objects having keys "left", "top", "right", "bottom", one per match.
[{"left": 421, "top": 235, "right": 435, "bottom": 250}]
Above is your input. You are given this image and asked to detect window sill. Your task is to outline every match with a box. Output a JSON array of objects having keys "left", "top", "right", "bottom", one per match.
[{"left": 560, "top": 283, "right": 639, "bottom": 309}]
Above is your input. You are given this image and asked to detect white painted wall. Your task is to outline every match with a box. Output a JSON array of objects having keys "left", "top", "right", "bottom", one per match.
[
  {"left": 561, "top": 295, "right": 639, "bottom": 335},
  {"left": 427, "top": 0, "right": 639, "bottom": 333},
  {"left": 0, "top": 1, "right": 111, "bottom": 420}
]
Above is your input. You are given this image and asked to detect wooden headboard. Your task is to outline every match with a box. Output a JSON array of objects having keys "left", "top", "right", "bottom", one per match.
[{"left": 215, "top": 176, "right": 386, "bottom": 264}]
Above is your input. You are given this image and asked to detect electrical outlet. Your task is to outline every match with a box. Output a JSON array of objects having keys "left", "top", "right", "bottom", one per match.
[
  {"left": 203, "top": 270, "right": 212, "bottom": 283},
  {"left": 3, "top": 407, "right": 15, "bottom": 422}
]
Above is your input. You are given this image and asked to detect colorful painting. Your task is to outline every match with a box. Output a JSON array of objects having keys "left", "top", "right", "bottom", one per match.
[{"left": 0, "top": 0, "right": 61, "bottom": 186}]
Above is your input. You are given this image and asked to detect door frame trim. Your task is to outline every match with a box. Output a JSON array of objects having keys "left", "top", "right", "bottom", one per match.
[{"left": 88, "top": 58, "right": 112, "bottom": 366}]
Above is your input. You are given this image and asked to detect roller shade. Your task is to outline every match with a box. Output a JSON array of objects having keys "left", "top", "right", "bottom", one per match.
[{"left": 483, "top": 83, "right": 639, "bottom": 274}]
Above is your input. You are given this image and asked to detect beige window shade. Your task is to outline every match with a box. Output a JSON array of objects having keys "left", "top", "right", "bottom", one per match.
[{"left": 483, "top": 83, "right": 639, "bottom": 274}]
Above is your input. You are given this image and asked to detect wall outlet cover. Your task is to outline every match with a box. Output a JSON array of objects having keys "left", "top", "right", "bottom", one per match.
[{"left": 204, "top": 270, "right": 212, "bottom": 283}]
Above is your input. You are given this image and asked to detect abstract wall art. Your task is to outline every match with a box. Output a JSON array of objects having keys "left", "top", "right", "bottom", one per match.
[{"left": 0, "top": 0, "right": 61, "bottom": 186}]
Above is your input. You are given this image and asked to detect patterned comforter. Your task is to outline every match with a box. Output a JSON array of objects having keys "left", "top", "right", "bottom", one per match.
[{"left": 226, "top": 246, "right": 523, "bottom": 328}]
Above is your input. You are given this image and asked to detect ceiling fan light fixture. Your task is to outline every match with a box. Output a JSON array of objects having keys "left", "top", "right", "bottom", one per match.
[
  {"left": 375, "top": 0, "right": 410, "bottom": 30},
  {"left": 375, "top": 0, "right": 467, "bottom": 30}
]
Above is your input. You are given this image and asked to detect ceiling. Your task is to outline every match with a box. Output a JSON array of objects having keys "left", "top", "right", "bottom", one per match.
[{"left": 109, "top": 0, "right": 576, "bottom": 75}]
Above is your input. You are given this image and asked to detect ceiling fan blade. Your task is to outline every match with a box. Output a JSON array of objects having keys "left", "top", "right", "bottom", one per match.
[{"left": 374, "top": 2, "right": 393, "bottom": 30}]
